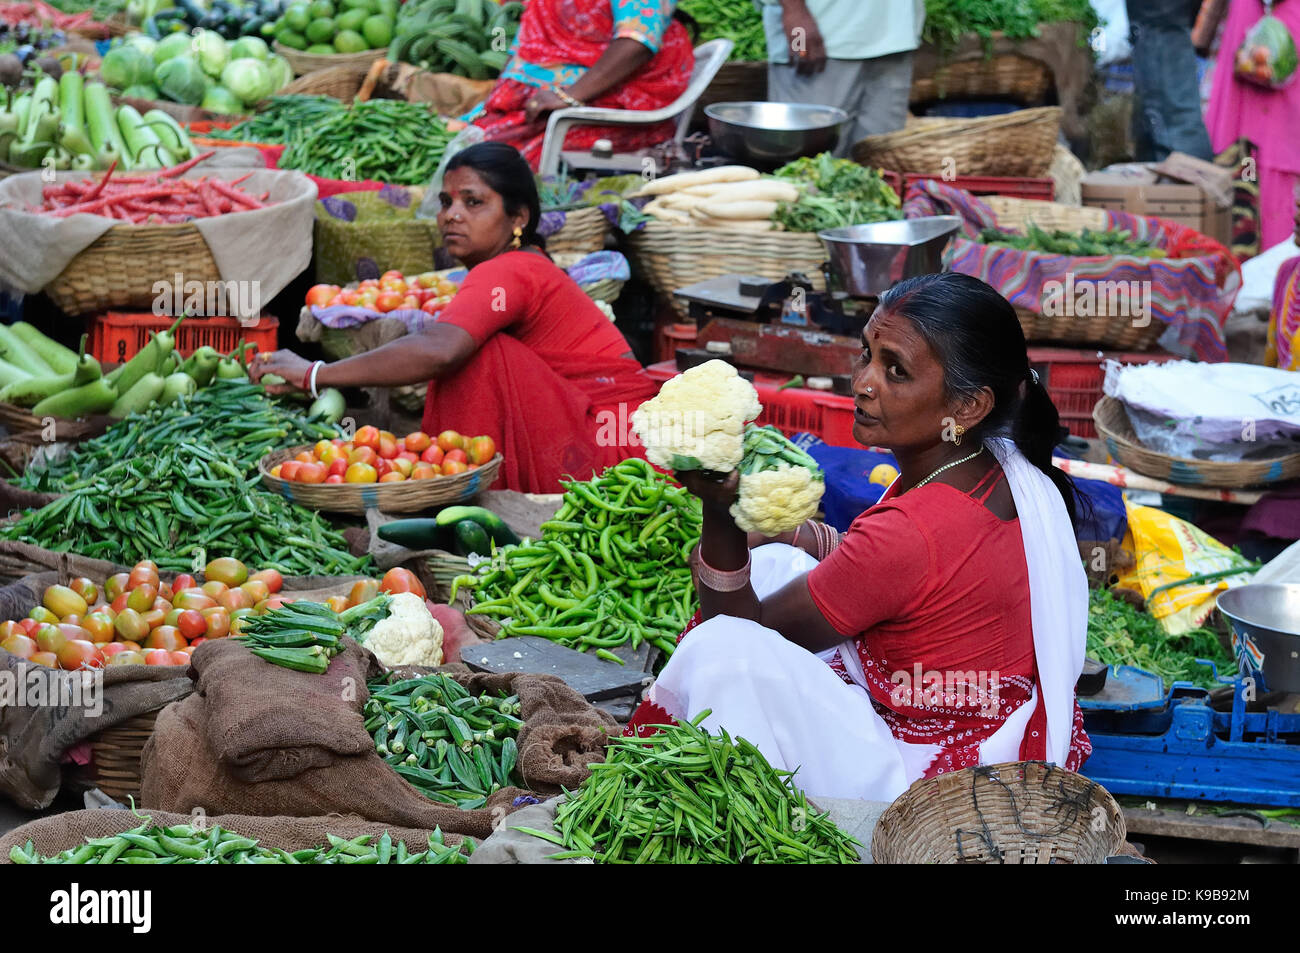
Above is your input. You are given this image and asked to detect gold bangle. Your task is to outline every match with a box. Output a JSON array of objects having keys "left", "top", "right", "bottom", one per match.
[{"left": 552, "top": 85, "right": 585, "bottom": 108}]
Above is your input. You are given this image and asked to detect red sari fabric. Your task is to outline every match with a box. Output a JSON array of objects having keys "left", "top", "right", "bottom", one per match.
[
  {"left": 421, "top": 251, "right": 658, "bottom": 493},
  {"left": 473, "top": 0, "right": 694, "bottom": 169}
]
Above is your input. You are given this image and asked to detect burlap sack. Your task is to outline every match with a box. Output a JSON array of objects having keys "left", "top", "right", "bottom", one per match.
[
  {"left": 141, "top": 654, "right": 616, "bottom": 839},
  {"left": 0, "top": 807, "right": 467, "bottom": 862},
  {"left": 194, "top": 638, "right": 381, "bottom": 783}
]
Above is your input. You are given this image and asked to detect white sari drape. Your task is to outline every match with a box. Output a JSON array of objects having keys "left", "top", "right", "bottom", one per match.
[{"left": 647, "top": 438, "right": 1087, "bottom": 802}]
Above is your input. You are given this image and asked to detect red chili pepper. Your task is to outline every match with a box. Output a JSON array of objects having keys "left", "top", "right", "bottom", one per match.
[
  {"left": 158, "top": 151, "right": 216, "bottom": 179},
  {"left": 208, "top": 179, "right": 263, "bottom": 209},
  {"left": 82, "top": 158, "right": 118, "bottom": 202}
]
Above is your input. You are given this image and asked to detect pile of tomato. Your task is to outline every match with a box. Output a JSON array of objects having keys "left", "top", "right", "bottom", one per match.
[
  {"left": 305, "top": 270, "right": 459, "bottom": 316},
  {"left": 270, "top": 426, "right": 495, "bottom": 484}
]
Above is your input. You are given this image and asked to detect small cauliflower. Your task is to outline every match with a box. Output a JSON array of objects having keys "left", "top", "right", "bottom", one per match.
[
  {"left": 630, "top": 359, "right": 761, "bottom": 471},
  {"left": 361, "top": 591, "right": 444, "bottom": 667},
  {"left": 730, "top": 462, "right": 825, "bottom": 535}
]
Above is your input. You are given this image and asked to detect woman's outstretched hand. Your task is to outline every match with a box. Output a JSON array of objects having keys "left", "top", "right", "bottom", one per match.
[
  {"left": 675, "top": 468, "right": 740, "bottom": 512},
  {"left": 250, "top": 349, "right": 312, "bottom": 395}
]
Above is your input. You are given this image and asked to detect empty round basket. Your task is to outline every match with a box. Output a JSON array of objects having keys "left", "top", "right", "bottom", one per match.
[{"left": 871, "top": 761, "right": 1126, "bottom": 864}]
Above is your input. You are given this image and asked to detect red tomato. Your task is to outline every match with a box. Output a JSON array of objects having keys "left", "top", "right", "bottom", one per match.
[
  {"left": 374, "top": 291, "right": 404, "bottom": 313},
  {"left": 126, "top": 583, "right": 158, "bottom": 613},
  {"left": 249, "top": 569, "right": 284, "bottom": 594},
  {"left": 100, "top": 642, "right": 127, "bottom": 658},
  {"left": 442, "top": 460, "right": 468, "bottom": 475},
  {"left": 297, "top": 462, "right": 328, "bottom": 484},
  {"left": 69, "top": 576, "right": 99, "bottom": 605},
  {"left": 144, "top": 626, "right": 186, "bottom": 651},
  {"left": 174, "top": 590, "right": 218, "bottom": 612},
  {"left": 241, "top": 580, "right": 271, "bottom": 604},
  {"left": 109, "top": 592, "right": 129, "bottom": 615},
  {"left": 127, "top": 564, "right": 160, "bottom": 591},
  {"left": 218, "top": 588, "right": 254, "bottom": 612},
  {"left": 17, "top": 618, "right": 39, "bottom": 636},
  {"left": 201, "top": 607, "right": 231, "bottom": 639},
  {"left": 172, "top": 573, "right": 197, "bottom": 593},
  {"left": 379, "top": 471, "right": 405, "bottom": 482},
  {"left": 144, "top": 649, "right": 173, "bottom": 666},
  {"left": 354, "top": 426, "right": 380, "bottom": 451},
  {"left": 177, "top": 609, "right": 206, "bottom": 640},
  {"left": 190, "top": 637, "right": 206, "bottom": 649},
  {"left": 468, "top": 436, "right": 496, "bottom": 465},
  {"left": 305, "top": 283, "right": 341, "bottom": 307},
  {"left": 347, "top": 579, "right": 380, "bottom": 607},
  {"left": 57, "top": 639, "right": 104, "bottom": 671},
  {"left": 279, "top": 460, "right": 303, "bottom": 482},
  {"left": 157, "top": 582, "right": 173, "bottom": 602},
  {"left": 420, "top": 298, "right": 442, "bottom": 316},
  {"left": 344, "top": 462, "right": 377, "bottom": 483},
  {"left": 411, "top": 463, "right": 439, "bottom": 479},
  {"left": 325, "top": 474, "right": 344, "bottom": 484},
  {"left": 378, "top": 436, "right": 400, "bottom": 459},
  {"left": 29, "top": 651, "right": 58, "bottom": 668},
  {"left": 436, "top": 430, "right": 464, "bottom": 453},
  {"left": 83, "top": 613, "right": 115, "bottom": 644},
  {"left": 420, "top": 445, "right": 444, "bottom": 466},
  {"left": 1, "top": 633, "right": 36, "bottom": 659},
  {"left": 443, "top": 448, "right": 468, "bottom": 465},
  {"left": 375, "top": 458, "right": 392, "bottom": 478},
  {"left": 404, "top": 431, "right": 431, "bottom": 453},
  {"left": 103, "top": 572, "right": 130, "bottom": 601},
  {"left": 152, "top": 598, "right": 172, "bottom": 614},
  {"left": 397, "top": 450, "right": 419, "bottom": 464},
  {"left": 140, "top": 608, "right": 166, "bottom": 630},
  {"left": 328, "top": 457, "right": 348, "bottom": 478},
  {"left": 348, "top": 446, "right": 378, "bottom": 467},
  {"left": 380, "top": 567, "right": 426, "bottom": 599},
  {"left": 380, "top": 270, "right": 404, "bottom": 282},
  {"left": 169, "top": 651, "right": 191, "bottom": 666}
]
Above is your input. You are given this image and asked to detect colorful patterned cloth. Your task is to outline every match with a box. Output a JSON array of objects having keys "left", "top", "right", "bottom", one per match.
[
  {"left": 470, "top": 0, "right": 693, "bottom": 170},
  {"left": 1269, "top": 255, "right": 1300, "bottom": 370},
  {"left": 904, "top": 180, "right": 1241, "bottom": 362}
]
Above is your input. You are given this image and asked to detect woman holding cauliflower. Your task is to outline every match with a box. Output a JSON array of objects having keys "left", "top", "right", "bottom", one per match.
[{"left": 633, "top": 273, "right": 1090, "bottom": 802}]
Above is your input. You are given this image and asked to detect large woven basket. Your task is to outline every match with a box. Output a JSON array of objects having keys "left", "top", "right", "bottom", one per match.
[
  {"left": 980, "top": 196, "right": 1165, "bottom": 351},
  {"left": 910, "top": 50, "right": 1053, "bottom": 103},
  {"left": 1094, "top": 396, "right": 1300, "bottom": 487},
  {"left": 78, "top": 711, "right": 161, "bottom": 805},
  {"left": 625, "top": 220, "right": 826, "bottom": 316},
  {"left": 852, "top": 107, "right": 1061, "bottom": 178},
  {"left": 0, "top": 401, "right": 113, "bottom": 441},
  {"left": 545, "top": 205, "right": 611, "bottom": 257},
  {"left": 281, "top": 64, "right": 366, "bottom": 101},
  {"left": 273, "top": 42, "right": 384, "bottom": 77},
  {"left": 260, "top": 445, "right": 503, "bottom": 513},
  {"left": 872, "top": 761, "right": 1126, "bottom": 864},
  {"left": 314, "top": 190, "right": 440, "bottom": 285}
]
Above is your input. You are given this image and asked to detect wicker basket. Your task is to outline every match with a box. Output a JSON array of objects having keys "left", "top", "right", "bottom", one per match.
[
  {"left": 983, "top": 195, "right": 1108, "bottom": 233},
  {"left": 851, "top": 107, "right": 1062, "bottom": 178},
  {"left": 581, "top": 277, "right": 625, "bottom": 303},
  {"left": 79, "top": 711, "right": 162, "bottom": 805},
  {"left": 281, "top": 65, "right": 366, "bottom": 101},
  {"left": 273, "top": 42, "right": 384, "bottom": 77},
  {"left": 625, "top": 220, "right": 826, "bottom": 316},
  {"left": 545, "top": 205, "right": 611, "bottom": 257},
  {"left": 260, "top": 445, "right": 503, "bottom": 514},
  {"left": 1094, "top": 396, "right": 1300, "bottom": 487},
  {"left": 910, "top": 51, "right": 1053, "bottom": 103},
  {"left": 871, "top": 761, "right": 1126, "bottom": 864},
  {"left": 0, "top": 401, "right": 112, "bottom": 443},
  {"left": 314, "top": 190, "right": 440, "bottom": 285}
]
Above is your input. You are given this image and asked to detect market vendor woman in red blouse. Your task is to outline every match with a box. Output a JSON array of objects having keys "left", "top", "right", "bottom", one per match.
[
  {"left": 636, "top": 273, "right": 1091, "bottom": 801},
  {"left": 252, "top": 142, "right": 656, "bottom": 493}
]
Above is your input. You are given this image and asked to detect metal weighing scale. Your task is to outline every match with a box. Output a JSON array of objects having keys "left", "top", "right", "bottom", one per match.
[{"left": 670, "top": 216, "right": 962, "bottom": 383}]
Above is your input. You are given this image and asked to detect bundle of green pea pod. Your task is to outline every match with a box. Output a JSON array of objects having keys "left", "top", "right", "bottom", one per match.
[
  {"left": 18, "top": 380, "right": 340, "bottom": 492},
  {"left": 449, "top": 458, "right": 702, "bottom": 659},
  {"left": 366, "top": 673, "right": 523, "bottom": 809},
  {"left": 9, "top": 817, "right": 471, "bottom": 865},
  {"left": 277, "top": 99, "right": 456, "bottom": 185}
]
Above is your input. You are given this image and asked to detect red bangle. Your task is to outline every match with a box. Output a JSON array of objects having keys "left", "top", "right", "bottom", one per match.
[{"left": 301, "top": 363, "right": 314, "bottom": 392}]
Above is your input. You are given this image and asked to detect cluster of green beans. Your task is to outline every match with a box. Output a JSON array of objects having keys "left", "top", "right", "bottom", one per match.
[
  {"left": 0, "top": 443, "right": 372, "bottom": 575},
  {"left": 367, "top": 673, "right": 523, "bottom": 810},
  {"left": 200, "top": 95, "right": 349, "bottom": 145},
  {"left": 19, "top": 381, "right": 340, "bottom": 492},
  {"left": 9, "top": 819, "right": 471, "bottom": 864},
  {"left": 278, "top": 100, "right": 456, "bottom": 185},
  {"left": 516, "top": 711, "right": 860, "bottom": 864},
  {"left": 449, "top": 458, "right": 702, "bottom": 659}
]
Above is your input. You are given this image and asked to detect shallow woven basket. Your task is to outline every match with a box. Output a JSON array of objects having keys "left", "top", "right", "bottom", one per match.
[
  {"left": 281, "top": 64, "right": 366, "bottom": 101},
  {"left": 910, "top": 52, "right": 1053, "bottom": 103},
  {"left": 872, "top": 761, "right": 1126, "bottom": 864},
  {"left": 625, "top": 220, "right": 826, "bottom": 316},
  {"left": 260, "top": 445, "right": 503, "bottom": 513},
  {"left": 580, "top": 277, "right": 624, "bottom": 303},
  {"left": 78, "top": 711, "right": 161, "bottom": 805},
  {"left": 1094, "top": 396, "right": 1300, "bottom": 487},
  {"left": 851, "top": 107, "right": 1061, "bottom": 178},
  {"left": 45, "top": 222, "right": 221, "bottom": 317},
  {"left": 980, "top": 197, "right": 1165, "bottom": 351},
  {"left": 274, "top": 42, "right": 384, "bottom": 76},
  {"left": 0, "top": 401, "right": 112, "bottom": 442},
  {"left": 545, "top": 205, "right": 610, "bottom": 257}
]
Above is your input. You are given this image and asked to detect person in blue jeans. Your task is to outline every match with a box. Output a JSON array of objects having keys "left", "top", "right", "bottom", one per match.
[{"left": 1127, "top": 0, "right": 1214, "bottom": 160}]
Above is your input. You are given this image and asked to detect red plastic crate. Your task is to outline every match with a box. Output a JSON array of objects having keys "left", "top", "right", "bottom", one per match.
[
  {"left": 903, "top": 173, "right": 1055, "bottom": 202},
  {"left": 645, "top": 360, "right": 859, "bottom": 447},
  {"left": 89, "top": 313, "right": 279, "bottom": 366},
  {"left": 1028, "top": 346, "right": 1176, "bottom": 438}
]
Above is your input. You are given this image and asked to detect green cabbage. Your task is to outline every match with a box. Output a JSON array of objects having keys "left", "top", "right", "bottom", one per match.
[
  {"left": 220, "top": 58, "right": 272, "bottom": 105},
  {"left": 265, "top": 54, "right": 293, "bottom": 92},
  {"left": 200, "top": 85, "right": 248, "bottom": 115},
  {"left": 192, "top": 29, "right": 230, "bottom": 78},
  {"left": 100, "top": 45, "right": 155, "bottom": 89},
  {"left": 155, "top": 55, "right": 210, "bottom": 106},
  {"left": 123, "top": 34, "right": 157, "bottom": 59},
  {"left": 229, "top": 36, "right": 271, "bottom": 62},
  {"left": 121, "top": 83, "right": 159, "bottom": 100},
  {"left": 153, "top": 32, "right": 194, "bottom": 66}
]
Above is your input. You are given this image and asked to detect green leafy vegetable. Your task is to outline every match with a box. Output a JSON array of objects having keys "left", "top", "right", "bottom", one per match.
[
  {"left": 1086, "top": 587, "right": 1234, "bottom": 690},
  {"left": 771, "top": 153, "right": 900, "bottom": 232},
  {"left": 922, "top": 0, "right": 1101, "bottom": 59}
]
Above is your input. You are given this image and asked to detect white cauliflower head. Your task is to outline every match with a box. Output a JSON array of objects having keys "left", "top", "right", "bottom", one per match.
[
  {"left": 631, "top": 360, "right": 761, "bottom": 471},
  {"left": 362, "top": 591, "right": 444, "bottom": 668},
  {"left": 730, "top": 463, "right": 825, "bottom": 536}
]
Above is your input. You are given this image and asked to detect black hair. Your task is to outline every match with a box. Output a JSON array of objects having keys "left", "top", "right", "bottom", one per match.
[
  {"left": 672, "top": 7, "right": 699, "bottom": 40},
  {"left": 444, "top": 141, "right": 546, "bottom": 251},
  {"left": 876, "top": 271, "right": 1081, "bottom": 528}
]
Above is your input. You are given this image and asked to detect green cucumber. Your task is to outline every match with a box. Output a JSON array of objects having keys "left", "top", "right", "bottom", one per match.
[
  {"left": 108, "top": 371, "right": 166, "bottom": 418},
  {"left": 10, "top": 322, "right": 78, "bottom": 374},
  {"left": 451, "top": 519, "right": 492, "bottom": 558},
  {"left": 31, "top": 378, "right": 117, "bottom": 418},
  {"left": 0, "top": 323, "right": 54, "bottom": 376},
  {"left": 376, "top": 518, "right": 444, "bottom": 550},
  {"left": 434, "top": 505, "right": 520, "bottom": 546}
]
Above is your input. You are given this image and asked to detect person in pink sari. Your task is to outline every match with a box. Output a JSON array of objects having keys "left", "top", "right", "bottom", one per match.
[{"left": 1205, "top": 0, "right": 1300, "bottom": 249}]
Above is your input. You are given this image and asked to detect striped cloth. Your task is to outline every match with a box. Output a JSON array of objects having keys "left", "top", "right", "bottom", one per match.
[{"left": 904, "top": 180, "right": 1240, "bottom": 362}]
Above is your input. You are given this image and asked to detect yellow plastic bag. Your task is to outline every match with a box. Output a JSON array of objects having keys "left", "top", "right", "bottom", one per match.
[{"left": 1114, "top": 501, "right": 1256, "bottom": 635}]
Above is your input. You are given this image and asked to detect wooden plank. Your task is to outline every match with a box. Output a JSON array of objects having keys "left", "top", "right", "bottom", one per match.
[{"left": 1123, "top": 807, "right": 1300, "bottom": 849}]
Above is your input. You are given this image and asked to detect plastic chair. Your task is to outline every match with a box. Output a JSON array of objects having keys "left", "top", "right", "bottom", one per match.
[{"left": 537, "top": 38, "right": 735, "bottom": 178}]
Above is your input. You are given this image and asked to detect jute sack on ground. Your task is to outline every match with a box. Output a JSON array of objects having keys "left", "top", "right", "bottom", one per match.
[
  {"left": 0, "top": 807, "right": 468, "bottom": 862},
  {"left": 141, "top": 646, "right": 616, "bottom": 839}
]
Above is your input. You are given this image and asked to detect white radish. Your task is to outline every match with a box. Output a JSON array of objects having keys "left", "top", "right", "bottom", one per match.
[
  {"left": 630, "top": 165, "right": 761, "bottom": 197},
  {"left": 692, "top": 216, "right": 781, "bottom": 232},
  {"left": 698, "top": 199, "right": 779, "bottom": 220},
  {"left": 680, "top": 180, "right": 800, "bottom": 203},
  {"left": 644, "top": 201, "right": 693, "bottom": 224}
]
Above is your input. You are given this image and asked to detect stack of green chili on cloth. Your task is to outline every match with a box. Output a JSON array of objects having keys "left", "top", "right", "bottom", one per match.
[
  {"left": 450, "top": 457, "right": 702, "bottom": 658},
  {"left": 276, "top": 99, "right": 456, "bottom": 185}
]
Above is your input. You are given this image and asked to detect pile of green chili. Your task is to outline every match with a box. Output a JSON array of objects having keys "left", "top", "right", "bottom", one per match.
[
  {"left": 277, "top": 99, "right": 456, "bottom": 185},
  {"left": 515, "top": 710, "right": 861, "bottom": 864},
  {"left": 449, "top": 457, "right": 702, "bottom": 658}
]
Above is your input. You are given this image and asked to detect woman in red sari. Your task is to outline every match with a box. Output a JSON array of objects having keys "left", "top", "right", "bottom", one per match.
[
  {"left": 469, "top": 0, "right": 695, "bottom": 170},
  {"left": 252, "top": 143, "right": 657, "bottom": 493}
]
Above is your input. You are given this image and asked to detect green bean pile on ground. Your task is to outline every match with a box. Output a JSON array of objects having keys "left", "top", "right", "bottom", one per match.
[
  {"left": 516, "top": 710, "right": 861, "bottom": 864},
  {"left": 450, "top": 458, "right": 702, "bottom": 658}
]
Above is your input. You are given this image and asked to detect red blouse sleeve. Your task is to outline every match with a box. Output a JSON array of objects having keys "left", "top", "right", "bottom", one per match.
[
  {"left": 805, "top": 504, "right": 935, "bottom": 637},
  {"left": 436, "top": 254, "right": 532, "bottom": 347}
]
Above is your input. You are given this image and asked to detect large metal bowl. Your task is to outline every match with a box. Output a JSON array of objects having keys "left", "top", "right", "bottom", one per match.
[
  {"left": 1216, "top": 584, "right": 1300, "bottom": 693},
  {"left": 818, "top": 216, "right": 962, "bottom": 297},
  {"left": 704, "top": 101, "right": 848, "bottom": 170}
]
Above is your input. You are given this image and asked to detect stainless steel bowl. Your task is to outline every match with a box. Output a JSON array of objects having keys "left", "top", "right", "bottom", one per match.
[
  {"left": 704, "top": 101, "right": 849, "bottom": 170},
  {"left": 1216, "top": 583, "right": 1300, "bottom": 693},
  {"left": 818, "top": 216, "right": 962, "bottom": 297}
]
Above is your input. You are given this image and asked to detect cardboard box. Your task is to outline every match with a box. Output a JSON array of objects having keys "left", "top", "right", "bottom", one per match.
[{"left": 1081, "top": 152, "right": 1233, "bottom": 246}]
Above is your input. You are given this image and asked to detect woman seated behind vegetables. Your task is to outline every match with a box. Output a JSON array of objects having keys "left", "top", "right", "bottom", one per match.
[
  {"left": 252, "top": 142, "right": 657, "bottom": 493},
  {"left": 467, "top": 0, "right": 695, "bottom": 170},
  {"left": 635, "top": 273, "right": 1091, "bottom": 801}
]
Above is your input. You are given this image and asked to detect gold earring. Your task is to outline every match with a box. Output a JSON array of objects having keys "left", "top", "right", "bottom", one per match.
[
  {"left": 511, "top": 226, "right": 522, "bottom": 249},
  {"left": 953, "top": 424, "right": 965, "bottom": 446}
]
